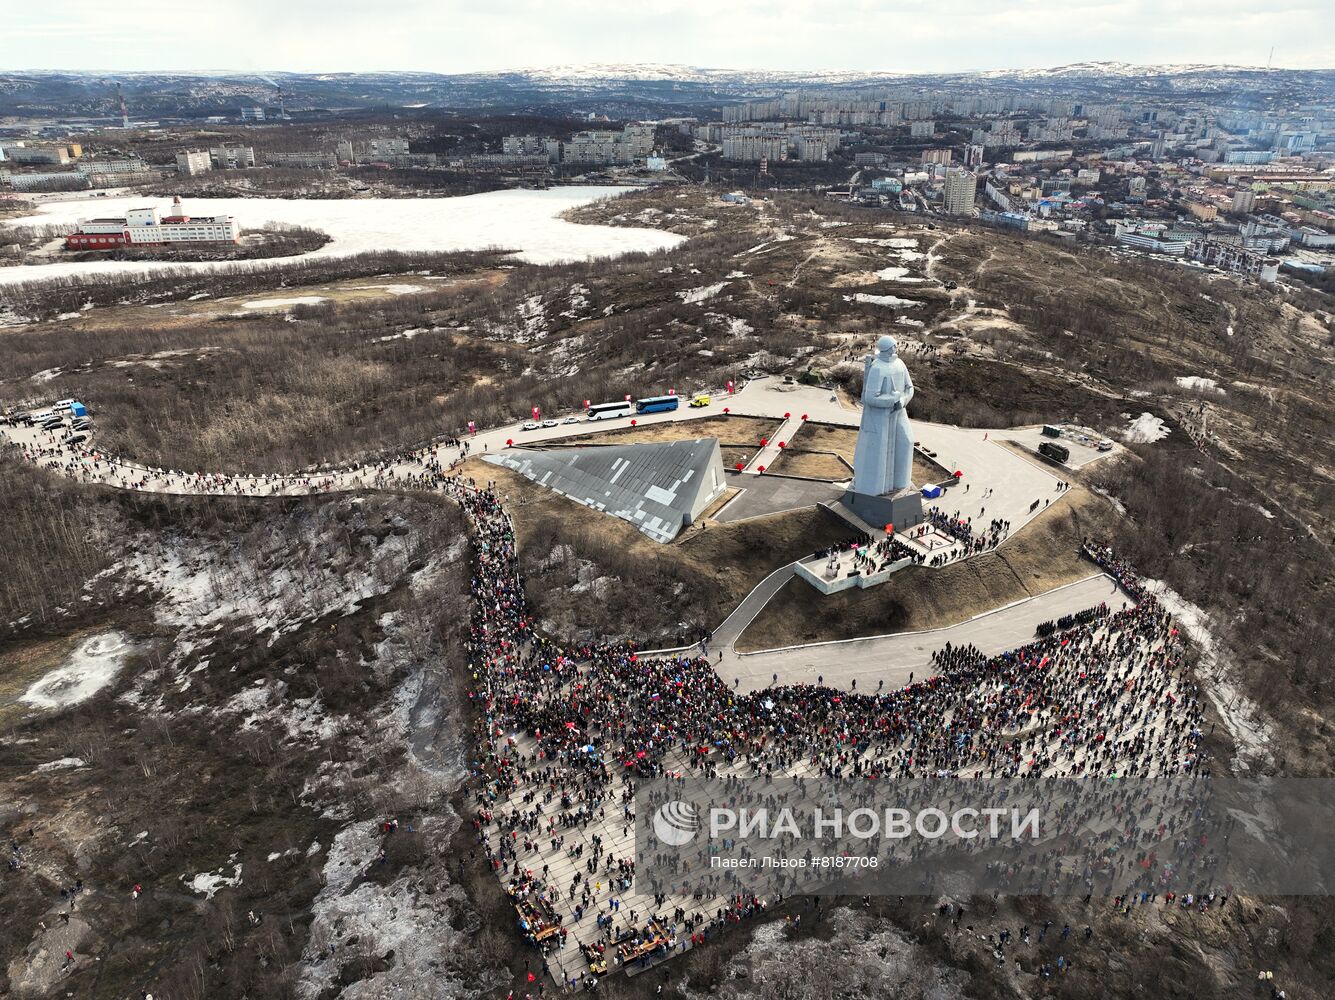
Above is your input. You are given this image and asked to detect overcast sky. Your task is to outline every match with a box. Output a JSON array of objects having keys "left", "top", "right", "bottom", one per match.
[{"left": 5, "top": 0, "right": 1333, "bottom": 74}]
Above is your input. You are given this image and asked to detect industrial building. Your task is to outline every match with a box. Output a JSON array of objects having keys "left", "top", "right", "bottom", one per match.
[{"left": 64, "top": 197, "right": 239, "bottom": 250}]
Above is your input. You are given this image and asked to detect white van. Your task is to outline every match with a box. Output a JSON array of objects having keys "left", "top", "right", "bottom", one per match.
[
  {"left": 29, "top": 410, "right": 57, "bottom": 423},
  {"left": 54, "top": 399, "right": 76, "bottom": 412}
]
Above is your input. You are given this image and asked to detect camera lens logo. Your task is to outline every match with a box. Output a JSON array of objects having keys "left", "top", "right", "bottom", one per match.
[{"left": 652, "top": 800, "right": 700, "bottom": 846}]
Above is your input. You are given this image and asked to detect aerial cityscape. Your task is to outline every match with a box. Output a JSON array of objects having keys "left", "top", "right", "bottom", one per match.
[{"left": 1, "top": 4, "right": 1333, "bottom": 1000}]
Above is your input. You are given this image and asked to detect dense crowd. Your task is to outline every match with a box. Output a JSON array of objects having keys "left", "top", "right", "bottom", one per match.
[
  {"left": 4, "top": 412, "right": 1223, "bottom": 995},
  {"left": 441, "top": 467, "right": 1212, "bottom": 990},
  {"left": 923, "top": 505, "right": 1012, "bottom": 557},
  {"left": 6, "top": 423, "right": 469, "bottom": 497},
  {"left": 812, "top": 532, "right": 922, "bottom": 579}
]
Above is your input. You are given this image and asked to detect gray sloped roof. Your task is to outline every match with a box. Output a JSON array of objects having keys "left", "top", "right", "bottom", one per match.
[{"left": 484, "top": 438, "right": 725, "bottom": 543}]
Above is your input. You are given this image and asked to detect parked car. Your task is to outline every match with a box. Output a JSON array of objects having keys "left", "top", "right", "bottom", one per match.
[
  {"left": 690, "top": 395, "right": 710, "bottom": 408},
  {"left": 522, "top": 421, "right": 540, "bottom": 431},
  {"left": 71, "top": 419, "right": 91, "bottom": 431},
  {"left": 41, "top": 417, "right": 64, "bottom": 430},
  {"left": 541, "top": 419, "right": 558, "bottom": 428},
  {"left": 1097, "top": 439, "right": 1114, "bottom": 452},
  {"left": 64, "top": 433, "right": 87, "bottom": 446},
  {"left": 563, "top": 416, "right": 580, "bottom": 425}
]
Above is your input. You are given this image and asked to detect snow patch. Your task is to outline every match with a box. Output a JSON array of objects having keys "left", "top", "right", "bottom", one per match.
[
  {"left": 678, "top": 281, "right": 726, "bottom": 304},
  {"left": 737, "top": 233, "right": 795, "bottom": 256},
  {"left": 185, "top": 863, "right": 243, "bottom": 899},
  {"left": 1142, "top": 578, "right": 1273, "bottom": 771},
  {"left": 365, "top": 283, "right": 427, "bottom": 295},
  {"left": 560, "top": 282, "right": 591, "bottom": 319},
  {"left": 849, "top": 236, "right": 919, "bottom": 248},
  {"left": 374, "top": 326, "right": 433, "bottom": 343},
  {"left": 21, "top": 632, "right": 135, "bottom": 710},
  {"left": 510, "top": 294, "right": 548, "bottom": 342},
  {"left": 1121, "top": 412, "right": 1170, "bottom": 443},
  {"left": 1175, "top": 376, "right": 1224, "bottom": 394},
  {"left": 242, "top": 295, "right": 328, "bottom": 310},
  {"left": 34, "top": 757, "right": 87, "bottom": 773},
  {"left": 845, "top": 293, "right": 920, "bottom": 308},
  {"left": 873, "top": 266, "right": 918, "bottom": 281}
]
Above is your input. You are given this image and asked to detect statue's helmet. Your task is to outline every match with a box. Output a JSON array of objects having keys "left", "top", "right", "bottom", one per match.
[{"left": 877, "top": 334, "right": 897, "bottom": 356}]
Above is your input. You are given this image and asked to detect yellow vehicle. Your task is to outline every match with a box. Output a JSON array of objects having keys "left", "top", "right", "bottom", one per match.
[{"left": 690, "top": 395, "right": 711, "bottom": 408}]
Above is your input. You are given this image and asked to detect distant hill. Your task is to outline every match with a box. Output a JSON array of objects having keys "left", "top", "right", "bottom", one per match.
[{"left": 1, "top": 62, "right": 1331, "bottom": 118}]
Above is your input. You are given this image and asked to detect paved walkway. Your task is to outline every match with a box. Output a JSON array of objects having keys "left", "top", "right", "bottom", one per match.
[
  {"left": 712, "top": 472, "right": 843, "bottom": 523},
  {"left": 722, "top": 572, "right": 1123, "bottom": 694},
  {"left": 740, "top": 411, "right": 804, "bottom": 473}
]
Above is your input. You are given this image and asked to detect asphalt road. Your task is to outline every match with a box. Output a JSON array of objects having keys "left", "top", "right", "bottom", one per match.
[{"left": 722, "top": 572, "right": 1125, "bottom": 694}]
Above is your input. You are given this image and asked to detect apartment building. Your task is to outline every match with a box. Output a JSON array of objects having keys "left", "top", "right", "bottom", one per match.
[
  {"left": 942, "top": 169, "right": 977, "bottom": 215},
  {"left": 175, "top": 150, "right": 212, "bottom": 176}
]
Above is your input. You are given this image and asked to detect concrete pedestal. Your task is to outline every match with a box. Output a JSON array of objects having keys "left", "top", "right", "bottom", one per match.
[{"left": 840, "top": 486, "right": 925, "bottom": 534}]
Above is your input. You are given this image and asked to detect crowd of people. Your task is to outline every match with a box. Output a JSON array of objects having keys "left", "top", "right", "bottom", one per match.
[
  {"left": 4, "top": 407, "right": 1233, "bottom": 995},
  {"left": 1081, "top": 538, "right": 1149, "bottom": 602},
  {"left": 6, "top": 421, "right": 471, "bottom": 498},
  {"left": 437, "top": 464, "right": 1215, "bottom": 990},
  {"left": 811, "top": 532, "right": 921, "bottom": 580},
  {"left": 923, "top": 505, "right": 1012, "bottom": 558}
]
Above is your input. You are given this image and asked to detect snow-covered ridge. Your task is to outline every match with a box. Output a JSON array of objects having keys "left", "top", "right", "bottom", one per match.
[
  {"left": 512, "top": 60, "right": 1285, "bottom": 84},
  {"left": 515, "top": 62, "right": 907, "bottom": 84},
  {"left": 5, "top": 60, "right": 1292, "bottom": 91},
  {"left": 975, "top": 61, "right": 1276, "bottom": 79}
]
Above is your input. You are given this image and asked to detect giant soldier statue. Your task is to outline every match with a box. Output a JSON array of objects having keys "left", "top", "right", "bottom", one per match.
[
  {"left": 844, "top": 334, "right": 924, "bottom": 531},
  {"left": 852, "top": 335, "right": 915, "bottom": 494}
]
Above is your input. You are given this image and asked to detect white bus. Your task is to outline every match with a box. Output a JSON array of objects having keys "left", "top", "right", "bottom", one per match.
[{"left": 586, "top": 400, "right": 634, "bottom": 421}]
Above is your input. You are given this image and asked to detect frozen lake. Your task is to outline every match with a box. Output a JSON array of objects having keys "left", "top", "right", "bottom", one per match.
[{"left": 0, "top": 186, "right": 684, "bottom": 285}]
